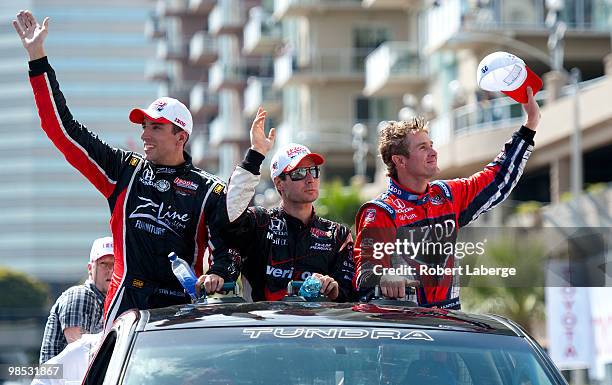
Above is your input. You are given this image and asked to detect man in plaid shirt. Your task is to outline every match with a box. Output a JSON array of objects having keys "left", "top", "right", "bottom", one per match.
[{"left": 39, "top": 237, "right": 114, "bottom": 363}]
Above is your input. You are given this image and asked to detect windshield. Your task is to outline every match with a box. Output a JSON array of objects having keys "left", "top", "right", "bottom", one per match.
[{"left": 122, "top": 327, "right": 559, "bottom": 385}]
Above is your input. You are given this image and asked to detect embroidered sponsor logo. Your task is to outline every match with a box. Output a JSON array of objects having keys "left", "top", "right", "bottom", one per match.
[
  {"left": 156, "top": 167, "right": 177, "bottom": 174},
  {"left": 269, "top": 218, "right": 286, "bottom": 233},
  {"left": 174, "top": 117, "right": 186, "bottom": 128},
  {"left": 265, "top": 266, "right": 313, "bottom": 281},
  {"left": 153, "top": 101, "right": 167, "bottom": 111},
  {"left": 286, "top": 146, "right": 307, "bottom": 158},
  {"left": 129, "top": 196, "right": 190, "bottom": 236},
  {"left": 430, "top": 194, "right": 445, "bottom": 205},
  {"left": 155, "top": 180, "right": 170, "bottom": 192},
  {"left": 364, "top": 208, "right": 377, "bottom": 223},
  {"left": 393, "top": 199, "right": 406, "bottom": 209},
  {"left": 213, "top": 183, "right": 225, "bottom": 194},
  {"left": 311, "top": 242, "right": 332, "bottom": 251},
  {"left": 135, "top": 219, "right": 166, "bottom": 235},
  {"left": 142, "top": 167, "right": 155, "bottom": 181},
  {"left": 388, "top": 184, "right": 402, "bottom": 196},
  {"left": 311, "top": 227, "right": 332, "bottom": 239},
  {"left": 360, "top": 237, "right": 374, "bottom": 250},
  {"left": 399, "top": 213, "right": 418, "bottom": 221},
  {"left": 129, "top": 157, "right": 139, "bottom": 166},
  {"left": 132, "top": 279, "right": 144, "bottom": 288},
  {"left": 174, "top": 177, "right": 199, "bottom": 191}
]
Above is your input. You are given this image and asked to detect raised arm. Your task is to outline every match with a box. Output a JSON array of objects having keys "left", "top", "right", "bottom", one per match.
[
  {"left": 13, "top": 10, "right": 48, "bottom": 61},
  {"left": 225, "top": 107, "right": 276, "bottom": 222}
]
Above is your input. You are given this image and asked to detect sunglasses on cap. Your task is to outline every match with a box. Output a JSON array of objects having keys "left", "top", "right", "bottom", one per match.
[{"left": 281, "top": 166, "right": 320, "bottom": 181}]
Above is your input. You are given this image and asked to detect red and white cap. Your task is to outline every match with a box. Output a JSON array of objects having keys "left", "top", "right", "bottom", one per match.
[
  {"left": 477, "top": 51, "right": 542, "bottom": 103},
  {"left": 129, "top": 97, "right": 193, "bottom": 135},
  {"left": 89, "top": 237, "right": 114, "bottom": 263},
  {"left": 270, "top": 143, "right": 325, "bottom": 179}
]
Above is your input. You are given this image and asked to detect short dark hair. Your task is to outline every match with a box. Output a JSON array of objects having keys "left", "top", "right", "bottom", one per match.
[{"left": 173, "top": 124, "right": 189, "bottom": 145}]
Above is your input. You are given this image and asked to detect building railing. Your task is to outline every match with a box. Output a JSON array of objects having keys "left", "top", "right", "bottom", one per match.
[
  {"left": 275, "top": 47, "right": 377, "bottom": 84},
  {"left": 191, "top": 83, "right": 218, "bottom": 108},
  {"left": 288, "top": 119, "right": 381, "bottom": 150},
  {"left": 365, "top": 42, "right": 425, "bottom": 92},
  {"left": 424, "top": 0, "right": 610, "bottom": 51},
  {"left": 209, "top": 61, "right": 246, "bottom": 89},
  {"left": 275, "top": 0, "right": 362, "bottom": 14},
  {"left": 144, "top": 60, "right": 169, "bottom": 81},
  {"left": 245, "top": 77, "right": 281, "bottom": 114},
  {"left": 157, "top": 0, "right": 189, "bottom": 16},
  {"left": 157, "top": 38, "right": 189, "bottom": 60},
  {"left": 209, "top": 0, "right": 245, "bottom": 33},
  {"left": 244, "top": 7, "right": 282, "bottom": 51},
  {"left": 429, "top": 75, "right": 606, "bottom": 146},
  {"left": 189, "top": 31, "right": 217, "bottom": 60}
]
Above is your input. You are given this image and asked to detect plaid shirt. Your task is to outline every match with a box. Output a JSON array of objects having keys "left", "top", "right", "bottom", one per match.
[{"left": 39, "top": 280, "right": 105, "bottom": 364}]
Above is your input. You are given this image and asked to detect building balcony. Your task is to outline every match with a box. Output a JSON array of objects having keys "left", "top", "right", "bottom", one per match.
[
  {"left": 274, "top": 0, "right": 363, "bottom": 18},
  {"left": 190, "top": 83, "right": 219, "bottom": 116},
  {"left": 144, "top": 15, "right": 165, "bottom": 39},
  {"left": 188, "top": 0, "right": 216, "bottom": 15},
  {"left": 244, "top": 77, "right": 281, "bottom": 117},
  {"left": 209, "top": 61, "right": 246, "bottom": 91},
  {"left": 189, "top": 31, "right": 218, "bottom": 65},
  {"left": 162, "top": 83, "right": 193, "bottom": 105},
  {"left": 189, "top": 125, "right": 219, "bottom": 168},
  {"left": 243, "top": 7, "right": 282, "bottom": 56},
  {"left": 209, "top": 116, "right": 249, "bottom": 146},
  {"left": 144, "top": 60, "right": 169, "bottom": 81},
  {"left": 429, "top": 92, "right": 547, "bottom": 150},
  {"left": 157, "top": 0, "right": 190, "bottom": 17},
  {"left": 364, "top": 42, "right": 427, "bottom": 97},
  {"left": 209, "top": 0, "right": 246, "bottom": 35},
  {"left": 274, "top": 48, "right": 368, "bottom": 87},
  {"left": 361, "top": 0, "right": 420, "bottom": 9},
  {"left": 423, "top": 0, "right": 611, "bottom": 54},
  {"left": 157, "top": 39, "right": 189, "bottom": 61}
]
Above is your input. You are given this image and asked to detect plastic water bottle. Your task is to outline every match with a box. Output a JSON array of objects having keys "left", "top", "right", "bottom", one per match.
[{"left": 168, "top": 252, "right": 198, "bottom": 302}]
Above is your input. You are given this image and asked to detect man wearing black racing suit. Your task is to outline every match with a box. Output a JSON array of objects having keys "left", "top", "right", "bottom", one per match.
[
  {"left": 215, "top": 108, "right": 356, "bottom": 302},
  {"left": 14, "top": 11, "right": 236, "bottom": 327}
]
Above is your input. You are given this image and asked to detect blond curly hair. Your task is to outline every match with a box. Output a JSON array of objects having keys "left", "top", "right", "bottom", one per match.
[{"left": 378, "top": 117, "right": 429, "bottom": 180}]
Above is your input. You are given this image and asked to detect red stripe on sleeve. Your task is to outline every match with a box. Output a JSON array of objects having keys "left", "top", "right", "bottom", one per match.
[
  {"left": 104, "top": 189, "right": 127, "bottom": 317},
  {"left": 31, "top": 74, "right": 116, "bottom": 198}
]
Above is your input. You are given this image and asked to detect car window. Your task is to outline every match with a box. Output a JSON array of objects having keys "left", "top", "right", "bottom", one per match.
[{"left": 121, "top": 327, "right": 559, "bottom": 385}]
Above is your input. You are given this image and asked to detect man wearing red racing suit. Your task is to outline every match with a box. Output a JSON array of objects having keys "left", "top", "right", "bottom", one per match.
[
  {"left": 15, "top": 11, "right": 235, "bottom": 327},
  {"left": 354, "top": 89, "right": 540, "bottom": 310}
]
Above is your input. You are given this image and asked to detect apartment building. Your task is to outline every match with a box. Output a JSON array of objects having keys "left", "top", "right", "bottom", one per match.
[
  {"left": 363, "top": 0, "right": 612, "bottom": 204},
  {"left": 272, "top": 0, "right": 412, "bottom": 180},
  {"left": 150, "top": 0, "right": 611, "bottom": 201},
  {"left": 149, "top": 0, "right": 272, "bottom": 179},
  {"left": 0, "top": 0, "right": 156, "bottom": 283}
]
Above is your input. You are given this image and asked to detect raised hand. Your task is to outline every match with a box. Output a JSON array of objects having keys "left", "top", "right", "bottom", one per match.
[
  {"left": 12, "top": 10, "right": 49, "bottom": 61},
  {"left": 249, "top": 106, "right": 276, "bottom": 156},
  {"left": 522, "top": 87, "right": 541, "bottom": 131}
]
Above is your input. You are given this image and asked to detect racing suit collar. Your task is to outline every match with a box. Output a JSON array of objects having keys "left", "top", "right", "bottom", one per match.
[
  {"left": 387, "top": 178, "right": 430, "bottom": 202},
  {"left": 151, "top": 151, "right": 193, "bottom": 175},
  {"left": 279, "top": 206, "right": 316, "bottom": 230}
]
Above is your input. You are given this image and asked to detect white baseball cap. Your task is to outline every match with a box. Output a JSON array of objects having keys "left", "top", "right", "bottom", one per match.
[
  {"left": 129, "top": 97, "right": 193, "bottom": 135},
  {"left": 477, "top": 51, "right": 542, "bottom": 103},
  {"left": 89, "top": 237, "right": 114, "bottom": 263},
  {"left": 270, "top": 143, "right": 325, "bottom": 179}
]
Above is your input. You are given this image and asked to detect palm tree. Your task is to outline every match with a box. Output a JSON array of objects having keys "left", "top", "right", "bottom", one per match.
[{"left": 459, "top": 235, "right": 546, "bottom": 335}]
